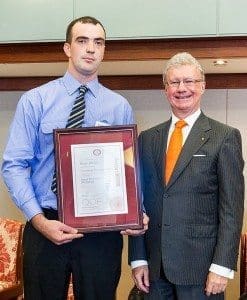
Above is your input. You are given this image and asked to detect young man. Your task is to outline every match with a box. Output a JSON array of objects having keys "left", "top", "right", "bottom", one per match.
[
  {"left": 129, "top": 52, "right": 244, "bottom": 300},
  {"left": 2, "top": 16, "right": 147, "bottom": 300}
]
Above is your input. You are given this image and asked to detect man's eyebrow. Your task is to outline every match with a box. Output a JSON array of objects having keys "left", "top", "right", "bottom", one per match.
[
  {"left": 94, "top": 37, "right": 105, "bottom": 41},
  {"left": 75, "top": 36, "right": 88, "bottom": 40},
  {"left": 75, "top": 36, "right": 105, "bottom": 41}
]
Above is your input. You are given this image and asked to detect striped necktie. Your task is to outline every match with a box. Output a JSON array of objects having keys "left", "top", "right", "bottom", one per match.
[
  {"left": 51, "top": 85, "right": 88, "bottom": 194},
  {"left": 165, "top": 119, "right": 187, "bottom": 184},
  {"left": 66, "top": 85, "right": 88, "bottom": 128}
]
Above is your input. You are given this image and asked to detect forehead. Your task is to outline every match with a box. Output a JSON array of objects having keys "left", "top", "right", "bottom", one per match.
[
  {"left": 71, "top": 22, "right": 105, "bottom": 40},
  {"left": 167, "top": 65, "right": 201, "bottom": 79}
]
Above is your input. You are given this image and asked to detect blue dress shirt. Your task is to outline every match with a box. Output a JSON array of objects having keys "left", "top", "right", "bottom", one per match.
[{"left": 1, "top": 72, "right": 134, "bottom": 220}]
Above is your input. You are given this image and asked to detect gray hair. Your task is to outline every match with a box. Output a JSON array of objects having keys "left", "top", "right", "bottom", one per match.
[{"left": 163, "top": 52, "right": 205, "bottom": 84}]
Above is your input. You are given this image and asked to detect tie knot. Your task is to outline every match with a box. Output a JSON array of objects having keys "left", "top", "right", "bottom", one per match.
[
  {"left": 79, "top": 85, "right": 88, "bottom": 96},
  {"left": 175, "top": 119, "right": 187, "bottom": 129}
]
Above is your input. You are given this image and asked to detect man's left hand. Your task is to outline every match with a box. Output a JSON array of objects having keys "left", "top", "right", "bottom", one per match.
[
  {"left": 205, "top": 271, "right": 228, "bottom": 296},
  {"left": 120, "top": 213, "right": 149, "bottom": 236}
]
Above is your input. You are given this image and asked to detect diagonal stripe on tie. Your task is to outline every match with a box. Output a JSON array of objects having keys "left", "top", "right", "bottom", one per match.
[
  {"left": 66, "top": 85, "right": 87, "bottom": 129},
  {"left": 51, "top": 85, "right": 88, "bottom": 194}
]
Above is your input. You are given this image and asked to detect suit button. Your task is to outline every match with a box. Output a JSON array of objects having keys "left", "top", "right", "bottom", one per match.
[{"left": 158, "top": 223, "right": 162, "bottom": 228}]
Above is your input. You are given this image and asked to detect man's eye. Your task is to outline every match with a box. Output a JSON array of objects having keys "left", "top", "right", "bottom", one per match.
[
  {"left": 184, "top": 80, "right": 194, "bottom": 84},
  {"left": 95, "top": 40, "right": 104, "bottom": 47},
  {"left": 171, "top": 81, "right": 180, "bottom": 85}
]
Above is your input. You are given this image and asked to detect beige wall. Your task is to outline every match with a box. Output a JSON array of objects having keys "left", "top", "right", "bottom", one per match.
[
  {"left": 0, "top": 89, "right": 246, "bottom": 299},
  {"left": 0, "top": 92, "right": 24, "bottom": 222}
]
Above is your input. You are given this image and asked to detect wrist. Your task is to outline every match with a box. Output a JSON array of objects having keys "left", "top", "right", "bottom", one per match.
[{"left": 31, "top": 213, "right": 46, "bottom": 231}]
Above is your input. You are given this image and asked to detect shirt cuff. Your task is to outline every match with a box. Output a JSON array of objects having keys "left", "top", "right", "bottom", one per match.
[
  {"left": 131, "top": 260, "right": 148, "bottom": 269},
  {"left": 21, "top": 199, "right": 43, "bottom": 221},
  {"left": 209, "top": 263, "right": 234, "bottom": 279}
]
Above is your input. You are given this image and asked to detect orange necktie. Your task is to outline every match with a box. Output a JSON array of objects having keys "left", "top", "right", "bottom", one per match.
[{"left": 165, "top": 120, "right": 187, "bottom": 184}]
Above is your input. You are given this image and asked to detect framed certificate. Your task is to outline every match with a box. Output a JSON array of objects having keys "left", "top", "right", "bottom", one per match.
[{"left": 53, "top": 125, "right": 143, "bottom": 233}]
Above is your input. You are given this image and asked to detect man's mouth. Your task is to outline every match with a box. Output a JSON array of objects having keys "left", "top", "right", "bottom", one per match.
[
  {"left": 175, "top": 94, "right": 192, "bottom": 99},
  {"left": 84, "top": 57, "right": 94, "bottom": 62}
]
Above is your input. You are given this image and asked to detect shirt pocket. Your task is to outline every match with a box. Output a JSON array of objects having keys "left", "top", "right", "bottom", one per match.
[{"left": 39, "top": 121, "right": 65, "bottom": 155}]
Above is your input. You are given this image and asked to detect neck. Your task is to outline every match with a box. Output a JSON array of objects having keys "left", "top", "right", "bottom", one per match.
[
  {"left": 172, "top": 108, "right": 200, "bottom": 120},
  {"left": 67, "top": 68, "right": 98, "bottom": 84}
]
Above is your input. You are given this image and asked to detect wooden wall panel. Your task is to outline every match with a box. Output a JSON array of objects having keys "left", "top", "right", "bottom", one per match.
[
  {"left": 1, "top": 37, "right": 247, "bottom": 90},
  {"left": 1, "top": 74, "right": 247, "bottom": 91},
  {"left": 1, "top": 37, "right": 247, "bottom": 63}
]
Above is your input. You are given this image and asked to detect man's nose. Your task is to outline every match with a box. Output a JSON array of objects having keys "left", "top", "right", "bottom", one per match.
[
  {"left": 177, "top": 80, "right": 187, "bottom": 90},
  {"left": 86, "top": 40, "right": 95, "bottom": 53}
]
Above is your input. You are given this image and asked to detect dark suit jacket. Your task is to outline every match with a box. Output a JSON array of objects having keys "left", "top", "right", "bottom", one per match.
[{"left": 129, "top": 112, "right": 244, "bottom": 285}]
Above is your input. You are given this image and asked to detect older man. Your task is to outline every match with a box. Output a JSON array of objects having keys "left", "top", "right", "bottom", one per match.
[{"left": 129, "top": 52, "right": 244, "bottom": 300}]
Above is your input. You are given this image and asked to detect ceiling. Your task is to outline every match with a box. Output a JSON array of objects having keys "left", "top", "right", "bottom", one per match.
[{"left": 1, "top": 58, "right": 247, "bottom": 77}]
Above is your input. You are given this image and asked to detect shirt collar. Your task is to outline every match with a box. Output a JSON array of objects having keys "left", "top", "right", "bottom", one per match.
[
  {"left": 62, "top": 71, "right": 100, "bottom": 98},
  {"left": 171, "top": 109, "right": 201, "bottom": 128}
]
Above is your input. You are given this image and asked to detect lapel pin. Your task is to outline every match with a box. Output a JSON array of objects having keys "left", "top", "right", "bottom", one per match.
[{"left": 201, "top": 137, "right": 205, "bottom": 141}]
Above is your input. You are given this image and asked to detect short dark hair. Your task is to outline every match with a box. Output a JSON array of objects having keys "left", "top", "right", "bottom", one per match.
[{"left": 66, "top": 16, "right": 106, "bottom": 43}]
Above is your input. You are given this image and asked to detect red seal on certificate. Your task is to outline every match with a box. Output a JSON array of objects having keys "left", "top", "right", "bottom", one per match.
[{"left": 93, "top": 148, "right": 101, "bottom": 156}]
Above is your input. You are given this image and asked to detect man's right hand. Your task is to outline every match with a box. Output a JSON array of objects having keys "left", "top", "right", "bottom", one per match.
[
  {"left": 31, "top": 213, "right": 83, "bottom": 245},
  {"left": 132, "top": 265, "right": 150, "bottom": 293}
]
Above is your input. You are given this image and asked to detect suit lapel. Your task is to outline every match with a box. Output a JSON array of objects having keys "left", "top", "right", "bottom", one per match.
[
  {"left": 166, "top": 113, "right": 211, "bottom": 189},
  {"left": 153, "top": 120, "right": 171, "bottom": 184}
]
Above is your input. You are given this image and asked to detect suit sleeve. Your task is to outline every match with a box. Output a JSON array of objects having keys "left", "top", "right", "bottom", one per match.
[
  {"left": 212, "top": 128, "right": 244, "bottom": 270},
  {"left": 128, "top": 132, "right": 147, "bottom": 264}
]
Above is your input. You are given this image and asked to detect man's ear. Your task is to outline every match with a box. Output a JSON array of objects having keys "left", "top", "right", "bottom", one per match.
[
  {"left": 63, "top": 43, "right": 71, "bottom": 58},
  {"left": 164, "top": 83, "right": 169, "bottom": 96},
  {"left": 201, "top": 82, "right": 206, "bottom": 94}
]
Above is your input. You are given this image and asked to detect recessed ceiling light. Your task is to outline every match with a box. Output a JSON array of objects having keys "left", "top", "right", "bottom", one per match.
[{"left": 213, "top": 59, "right": 228, "bottom": 66}]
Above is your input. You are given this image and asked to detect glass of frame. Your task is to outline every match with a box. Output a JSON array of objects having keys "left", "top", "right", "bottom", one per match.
[{"left": 53, "top": 124, "right": 143, "bottom": 233}]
